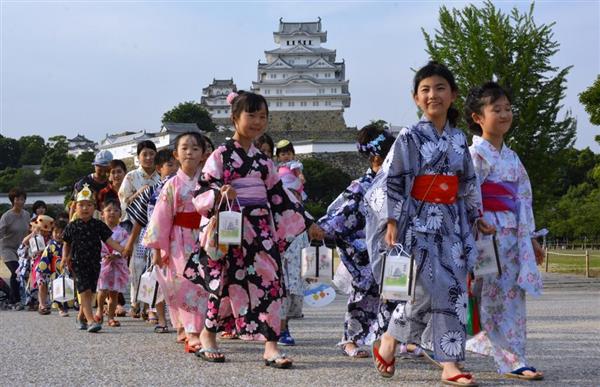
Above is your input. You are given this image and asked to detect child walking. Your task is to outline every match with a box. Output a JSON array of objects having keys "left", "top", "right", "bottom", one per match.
[
  {"left": 318, "top": 124, "right": 396, "bottom": 357},
  {"left": 95, "top": 200, "right": 130, "bottom": 327},
  {"left": 373, "top": 62, "right": 494, "bottom": 386},
  {"left": 35, "top": 219, "right": 69, "bottom": 316},
  {"left": 465, "top": 82, "right": 544, "bottom": 380},
  {"left": 144, "top": 133, "right": 210, "bottom": 352},
  {"left": 62, "top": 184, "right": 126, "bottom": 333},
  {"left": 23, "top": 215, "right": 54, "bottom": 313},
  {"left": 193, "top": 91, "right": 323, "bottom": 367}
]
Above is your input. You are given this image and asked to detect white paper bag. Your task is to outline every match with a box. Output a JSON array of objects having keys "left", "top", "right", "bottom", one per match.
[
  {"left": 380, "top": 244, "right": 412, "bottom": 301},
  {"left": 52, "top": 274, "right": 75, "bottom": 302},
  {"left": 474, "top": 234, "right": 501, "bottom": 277},
  {"left": 29, "top": 234, "right": 46, "bottom": 257},
  {"left": 301, "top": 241, "right": 334, "bottom": 281},
  {"left": 332, "top": 260, "right": 353, "bottom": 295},
  {"left": 136, "top": 267, "right": 164, "bottom": 307},
  {"left": 217, "top": 194, "right": 243, "bottom": 245}
]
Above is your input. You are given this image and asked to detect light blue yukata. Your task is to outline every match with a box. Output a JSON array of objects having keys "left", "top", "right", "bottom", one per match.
[
  {"left": 384, "top": 118, "right": 482, "bottom": 362},
  {"left": 465, "top": 136, "right": 543, "bottom": 373}
]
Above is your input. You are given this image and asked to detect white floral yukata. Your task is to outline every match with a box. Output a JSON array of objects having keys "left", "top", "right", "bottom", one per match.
[
  {"left": 466, "top": 136, "right": 543, "bottom": 373},
  {"left": 385, "top": 118, "right": 481, "bottom": 362}
]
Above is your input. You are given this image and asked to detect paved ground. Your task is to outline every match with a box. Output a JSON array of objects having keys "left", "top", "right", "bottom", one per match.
[{"left": 1, "top": 273, "right": 599, "bottom": 386}]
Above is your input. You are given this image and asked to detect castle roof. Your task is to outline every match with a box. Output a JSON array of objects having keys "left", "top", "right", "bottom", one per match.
[
  {"left": 68, "top": 134, "right": 95, "bottom": 144},
  {"left": 202, "top": 78, "right": 237, "bottom": 94},
  {"left": 265, "top": 45, "right": 335, "bottom": 56},
  {"left": 275, "top": 18, "right": 327, "bottom": 42},
  {"left": 160, "top": 122, "right": 202, "bottom": 134}
]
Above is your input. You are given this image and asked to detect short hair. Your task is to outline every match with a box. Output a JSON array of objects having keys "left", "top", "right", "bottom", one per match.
[
  {"left": 137, "top": 140, "right": 157, "bottom": 155},
  {"left": 8, "top": 187, "right": 26, "bottom": 205},
  {"left": 230, "top": 90, "right": 269, "bottom": 122},
  {"left": 32, "top": 200, "right": 47, "bottom": 213},
  {"left": 464, "top": 81, "right": 513, "bottom": 136},
  {"left": 54, "top": 219, "right": 68, "bottom": 231},
  {"left": 101, "top": 199, "right": 121, "bottom": 212},
  {"left": 255, "top": 134, "right": 274, "bottom": 157},
  {"left": 109, "top": 159, "right": 127, "bottom": 172},
  {"left": 174, "top": 132, "right": 206, "bottom": 153},
  {"left": 154, "top": 148, "right": 175, "bottom": 167},
  {"left": 202, "top": 135, "right": 215, "bottom": 153}
]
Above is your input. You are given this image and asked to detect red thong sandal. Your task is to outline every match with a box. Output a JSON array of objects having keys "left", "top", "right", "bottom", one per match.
[
  {"left": 108, "top": 319, "right": 121, "bottom": 327},
  {"left": 442, "top": 373, "right": 478, "bottom": 386},
  {"left": 184, "top": 341, "right": 202, "bottom": 354},
  {"left": 371, "top": 339, "right": 395, "bottom": 378}
]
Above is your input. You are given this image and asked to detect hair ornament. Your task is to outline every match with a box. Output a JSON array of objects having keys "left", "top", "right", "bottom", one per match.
[
  {"left": 357, "top": 132, "right": 393, "bottom": 157},
  {"left": 226, "top": 92, "right": 239, "bottom": 105}
]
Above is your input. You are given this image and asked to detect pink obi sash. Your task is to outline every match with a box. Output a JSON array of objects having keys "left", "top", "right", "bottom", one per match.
[
  {"left": 231, "top": 177, "right": 268, "bottom": 207},
  {"left": 481, "top": 181, "right": 518, "bottom": 213}
]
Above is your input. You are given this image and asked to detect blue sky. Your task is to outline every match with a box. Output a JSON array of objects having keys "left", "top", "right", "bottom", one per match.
[{"left": 1, "top": 1, "right": 598, "bottom": 151}]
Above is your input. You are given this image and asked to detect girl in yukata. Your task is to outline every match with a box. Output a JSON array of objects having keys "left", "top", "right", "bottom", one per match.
[
  {"left": 193, "top": 90, "right": 324, "bottom": 367},
  {"left": 464, "top": 82, "right": 544, "bottom": 380},
  {"left": 35, "top": 219, "right": 67, "bottom": 316},
  {"left": 144, "top": 132, "right": 209, "bottom": 353},
  {"left": 372, "top": 62, "right": 495, "bottom": 387},
  {"left": 95, "top": 200, "right": 130, "bottom": 327},
  {"left": 318, "top": 124, "right": 396, "bottom": 358}
]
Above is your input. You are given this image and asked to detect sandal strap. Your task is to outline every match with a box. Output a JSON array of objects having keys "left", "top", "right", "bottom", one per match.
[
  {"left": 373, "top": 344, "right": 395, "bottom": 368},
  {"left": 511, "top": 366, "right": 537, "bottom": 375},
  {"left": 198, "top": 348, "right": 222, "bottom": 355},
  {"left": 266, "top": 352, "right": 287, "bottom": 362},
  {"left": 446, "top": 373, "right": 473, "bottom": 382}
]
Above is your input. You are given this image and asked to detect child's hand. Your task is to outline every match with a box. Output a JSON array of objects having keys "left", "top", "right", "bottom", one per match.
[
  {"left": 308, "top": 223, "right": 325, "bottom": 241},
  {"left": 220, "top": 185, "right": 237, "bottom": 200},
  {"left": 385, "top": 220, "right": 398, "bottom": 247},
  {"left": 152, "top": 249, "right": 164, "bottom": 268},
  {"left": 477, "top": 219, "right": 496, "bottom": 235},
  {"left": 532, "top": 239, "right": 544, "bottom": 265}
]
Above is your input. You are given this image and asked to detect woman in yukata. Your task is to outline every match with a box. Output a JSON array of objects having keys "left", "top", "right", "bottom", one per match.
[
  {"left": 372, "top": 62, "right": 494, "bottom": 387},
  {"left": 192, "top": 91, "right": 324, "bottom": 368}
]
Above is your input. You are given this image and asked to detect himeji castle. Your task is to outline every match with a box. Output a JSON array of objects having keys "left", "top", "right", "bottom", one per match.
[{"left": 252, "top": 17, "right": 351, "bottom": 112}]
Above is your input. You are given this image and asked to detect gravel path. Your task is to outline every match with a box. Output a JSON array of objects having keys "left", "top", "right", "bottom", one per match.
[{"left": 1, "top": 274, "right": 598, "bottom": 386}]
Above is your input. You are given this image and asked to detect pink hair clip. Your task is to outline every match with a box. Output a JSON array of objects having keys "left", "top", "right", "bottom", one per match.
[{"left": 226, "top": 92, "right": 239, "bottom": 105}]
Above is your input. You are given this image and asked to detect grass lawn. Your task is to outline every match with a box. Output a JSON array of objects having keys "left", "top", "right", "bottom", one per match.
[{"left": 545, "top": 249, "right": 600, "bottom": 277}]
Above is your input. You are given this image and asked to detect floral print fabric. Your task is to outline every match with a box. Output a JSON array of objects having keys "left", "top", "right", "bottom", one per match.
[
  {"left": 193, "top": 139, "right": 311, "bottom": 341},
  {"left": 97, "top": 225, "right": 130, "bottom": 293},
  {"left": 466, "top": 136, "right": 542, "bottom": 373},
  {"left": 384, "top": 118, "right": 482, "bottom": 362}
]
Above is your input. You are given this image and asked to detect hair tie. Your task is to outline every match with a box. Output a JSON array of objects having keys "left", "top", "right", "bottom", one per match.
[{"left": 226, "top": 92, "right": 239, "bottom": 105}]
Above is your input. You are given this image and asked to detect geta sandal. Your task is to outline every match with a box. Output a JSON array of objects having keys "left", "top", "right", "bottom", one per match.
[
  {"left": 442, "top": 373, "right": 478, "bottom": 386},
  {"left": 264, "top": 353, "right": 292, "bottom": 369},
  {"left": 371, "top": 339, "right": 395, "bottom": 378},
  {"left": 197, "top": 348, "right": 226, "bottom": 363}
]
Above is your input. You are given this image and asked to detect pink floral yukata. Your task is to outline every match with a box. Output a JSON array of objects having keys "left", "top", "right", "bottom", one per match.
[
  {"left": 97, "top": 224, "right": 129, "bottom": 293},
  {"left": 466, "top": 136, "right": 543, "bottom": 373},
  {"left": 193, "top": 139, "right": 311, "bottom": 341},
  {"left": 144, "top": 169, "right": 208, "bottom": 334}
]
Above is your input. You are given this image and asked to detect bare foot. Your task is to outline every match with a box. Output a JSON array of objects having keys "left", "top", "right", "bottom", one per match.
[
  {"left": 375, "top": 333, "right": 396, "bottom": 375},
  {"left": 176, "top": 328, "right": 186, "bottom": 343},
  {"left": 200, "top": 329, "right": 223, "bottom": 360},
  {"left": 442, "top": 362, "right": 476, "bottom": 385}
]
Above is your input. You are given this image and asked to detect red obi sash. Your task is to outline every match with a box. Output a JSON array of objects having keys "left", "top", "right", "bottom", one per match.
[
  {"left": 411, "top": 175, "right": 458, "bottom": 204},
  {"left": 173, "top": 212, "right": 201, "bottom": 229}
]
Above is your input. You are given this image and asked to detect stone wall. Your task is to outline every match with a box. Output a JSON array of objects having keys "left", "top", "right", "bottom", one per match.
[
  {"left": 268, "top": 110, "right": 349, "bottom": 133},
  {"left": 297, "top": 152, "right": 369, "bottom": 179}
]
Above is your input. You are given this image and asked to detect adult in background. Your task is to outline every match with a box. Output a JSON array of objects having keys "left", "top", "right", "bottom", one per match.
[
  {"left": 118, "top": 140, "right": 160, "bottom": 318},
  {"left": 69, "top": 150, "right": 113, "bottom": 219},
  {"left": 0, "top": 187, "right": 30, "bottom": 309}
]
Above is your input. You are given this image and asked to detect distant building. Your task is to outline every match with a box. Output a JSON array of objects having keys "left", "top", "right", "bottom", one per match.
[
  {"left": 252, "top": 18, "right": 350, "bottom": 112},
  {"left": 68, "top": 134, "right": 97, "bottom": 157},
  {"left": 201, "top": 79, "right": 237, "bottom": 129},
  {"left": 98, "top": 123, "right": 203, "bottom": 164}
]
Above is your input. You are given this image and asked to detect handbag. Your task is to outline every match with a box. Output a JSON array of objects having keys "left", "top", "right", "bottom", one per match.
[
  {"left": 379, "top": 243, "right": 414, "bottom": 301},
  {"left": 301, "top": 240, "right": 334, "bottom": 281},
  {"left": 52, "top": 270, "right": 75, "bottom": 303},
  {"left": 136, "top": 265, "right": 164, "bottom": 308},
  {"left": 473, "top": 227, "right": 502, "bottom": 277}
]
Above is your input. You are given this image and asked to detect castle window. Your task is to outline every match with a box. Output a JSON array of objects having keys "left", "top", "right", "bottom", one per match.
[
  {"left": 313, "top": 101, "right": 319, "bottom": 106},
  {"left": 287, "top": 40, "right": 290, "bottom": 45},
  {"left": 309, "top": 40, "right": 312, "bottom": 45},
  {"left": 300, "top": 101, "right": 307, "bottom": 107},
  {"left": 265, "top": 89, "right": 271, "bottom": 94},
  {"left": 276, "top": 101, "right": 282, "bottom": 107},
  {"left": 270, "top": 73, "right": 276, "bottom": 79},
  {"left": 331, "top": 88, "right": 336, "bottom": 93},
  {"left": 288, "top": 101, "right": 295, "bottom": 107},
  {"left": 319, "top": 88, "right": 325, "bottom": 94},
  {"left": 325, "top": 100, "right": 331, "bottom": 106},
  {"left": 276, "top": 89, "right": 283, "bottom": 95}
]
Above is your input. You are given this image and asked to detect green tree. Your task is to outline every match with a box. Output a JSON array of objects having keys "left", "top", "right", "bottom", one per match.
[
  {"left": 162, "top": 102, "right": 216, "bottom": 132},
  {"left": 303, "top": 158, "right": 352, "bottom": 219},
  {"left": 579, "top": 75, "right": 600, "bottom": 125},
  {"left": 0, "top": 135, "right": 21, "bottom": 170},
  {"left": 369, "top": 119, "right": 390, "bottom": 131},
  {"left": 51, "top": 154, "right": 93, "bottom": 192},
  {"left": 18, "top": 135, "right": 47, "bottom": 165},
  {"left": 0, "top": 167, "right": 43, "bottom": 192},
  {"left": 41, "top": 135, "right": 69, "bottom": 181},
  {"left": 423, "top": 1, "right": 576, "bottom": 213}
]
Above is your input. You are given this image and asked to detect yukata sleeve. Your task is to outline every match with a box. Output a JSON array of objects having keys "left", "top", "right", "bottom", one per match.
[
  {"left": 193, "top": 148, "right": 224, "bottom": 218},
  {"left": 386, "top": 130, "right": 418, "bottom": 223},
  {"left": 318, "top": 178, "right": 365, "bottom": 240},
  {"left": 469, "top": 147, "right": 491, "bottom": 186},
  {"left": 118, "top": 173, "right": 136, "bottom": 205},
  {"left": 127, "top": 185, "right": 153, "bottom": 227},
  {"left": 265, "top": 158, "right": 312, "bottom": 252},
  {"left": 143, "top": 180, "right": 175, "bottom": 259},
  {"left": 516, "top": 158, "right": 536, "bottom": 237},
  {"left": 460, "top": 136, "right": 483, "bottom": 225}
]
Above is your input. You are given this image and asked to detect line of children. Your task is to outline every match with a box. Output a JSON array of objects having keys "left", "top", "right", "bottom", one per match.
[{"left": 35, "top": 219, "right": 68, "bottom": 316}]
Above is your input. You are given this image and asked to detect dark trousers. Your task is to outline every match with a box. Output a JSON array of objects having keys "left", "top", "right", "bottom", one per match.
[{"left": 5, "top": 261, "right": 20, "bottom": 304}]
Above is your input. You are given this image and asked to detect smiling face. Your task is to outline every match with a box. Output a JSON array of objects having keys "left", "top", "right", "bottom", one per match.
[
  {"left": 233, "top": 104, "right": 268, "bottom": 142},
  {"left": 109, "top": 166, "right": 126, "bottom": 187},
  {"left": 138, "top": 148, "right": 157, "bottom": 171},
  {"left": 174, "top": 135, "right": 203, "bottom": 176},
  {"left": 413, "top": 75, "right": 457, "bottom": 124},
  {"left": 471, "top": 95, "right": 513, "bottom": 138}
]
